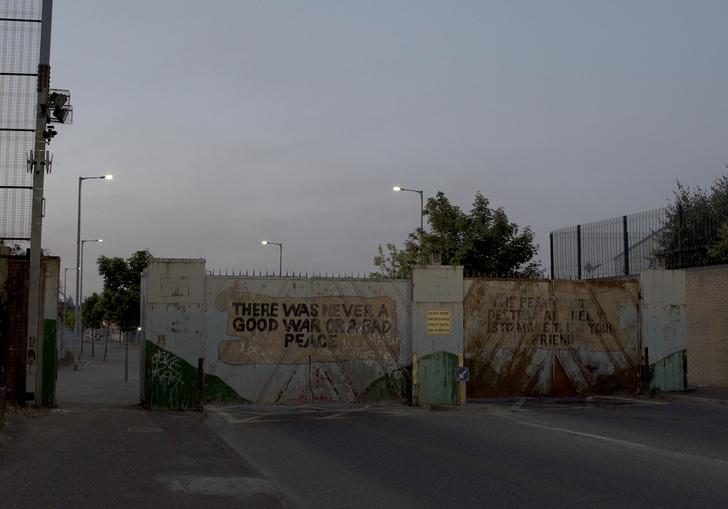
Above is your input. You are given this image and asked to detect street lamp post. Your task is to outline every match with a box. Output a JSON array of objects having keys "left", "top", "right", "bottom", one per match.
[
  {"left": 393, "top": 186, "right": 424, "bottom": 231},
  {"left": 261, "top": 240, "right": 283, "bottom": 275},
  {"left": 62, "top": 267, "right": 77, "bottom": 357},
  {"left": 62, "top": 267, "right": 77, "bottom": 329},
  {"left": 80, "top": 238, "right": 103, "bottom": 358},
  {"left": 74, "top": 174, "right": 112, "bottom": 371}
]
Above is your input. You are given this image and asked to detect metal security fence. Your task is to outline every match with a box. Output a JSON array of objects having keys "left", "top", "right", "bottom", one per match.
[
  {"left": 0, "top": 0, "right": 43, "bottom": 242},
  {"left": 550, "top": 208, "right": 668, "bottom": 279}
]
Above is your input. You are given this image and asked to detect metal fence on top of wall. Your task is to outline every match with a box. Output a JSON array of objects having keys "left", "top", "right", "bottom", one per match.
[
  {"left": 550, "top": 208, "right": 668, "bottom": 280},
  {"left": 0, "top": 1, "right": 43, "bottom": 244}
]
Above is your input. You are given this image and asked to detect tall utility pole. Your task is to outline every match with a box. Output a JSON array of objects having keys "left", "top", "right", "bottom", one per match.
[{"left": 27, "top": 0, "right": 53, "bottom": 406}]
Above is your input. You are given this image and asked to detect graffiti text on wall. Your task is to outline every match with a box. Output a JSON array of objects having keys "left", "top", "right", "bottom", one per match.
[
  {"left": 215, "top": 289, "right": 399, "bottom": 365},
  {"left": 465, "top": 281, "right": 637, "bottom": 355}
]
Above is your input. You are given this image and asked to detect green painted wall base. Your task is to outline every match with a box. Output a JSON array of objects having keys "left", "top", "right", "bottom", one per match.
[
  {"left": 416, "top": 351, "right": 458, "bottom": 406},
  {"left": 363, "top": 366, "right": 412, "bottom": 402},
  {"left": 41, "top": 319, "right": 57, "bottom": 406},
  {"left": 650, "top": 349, "right": 687, "bottom": 392},
  {"left": 144, "top": 341, "right": 246, "bottom": 410}
]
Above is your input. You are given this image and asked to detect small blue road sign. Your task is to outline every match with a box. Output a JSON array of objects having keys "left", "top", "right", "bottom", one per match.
[{"left": 456, "top": 366, "right": 470, "bottom": 382}]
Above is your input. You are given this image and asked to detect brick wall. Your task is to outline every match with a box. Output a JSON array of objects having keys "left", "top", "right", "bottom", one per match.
[
  {"left": 686, "top": 265, "right": 728, "bottom": 387},
  {"left": 1, "top": 257, "right": 29, "bottom": 403}
]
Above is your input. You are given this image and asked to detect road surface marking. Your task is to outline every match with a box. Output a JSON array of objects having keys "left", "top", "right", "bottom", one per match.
[
  {"left": 522, "top": 422, "right": 648, "bottom": 448},
  {"left": 316, "top": 406, "right": 372, "bottom": 419},
  {"left": 519, "top": 420, "right": 728, "bottom": 467}
]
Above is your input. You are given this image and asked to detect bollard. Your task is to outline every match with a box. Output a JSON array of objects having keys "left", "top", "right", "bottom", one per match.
[{"left": 197, "top": 358, "right": 204, "bottom": 412}]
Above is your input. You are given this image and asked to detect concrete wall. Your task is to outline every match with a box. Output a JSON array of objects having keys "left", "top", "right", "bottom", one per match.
[
  {"left": 143, "top": 258, "right": 720, "bottom": 404},
  {"left": 686, "top": 265, "right": 728, "bottom": 387},
  {"left": 463, "top": 278, "right": 641, "bottom": 396},
  {"left": 412, "top": 265, "right": 463, "bottom": 406},
  {"left": 41, "top": 257, "right": 60, "bottom": 405},
  {"left": 141, "top": 258, "right": 412, "bottom": 408},
  {"left": 640, "top": 270, "right": 687, "bottom": 392},
  {"left": 140, "top": 258, "right": 207, "bottom": 409}
]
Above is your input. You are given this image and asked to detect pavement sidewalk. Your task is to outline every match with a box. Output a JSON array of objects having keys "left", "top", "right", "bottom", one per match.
[
  {"left": 661, "top": 386, "right": 728, "bottom": 405},
  {"left": 0, "top": 340, "right": 289, "bottom": 508}
]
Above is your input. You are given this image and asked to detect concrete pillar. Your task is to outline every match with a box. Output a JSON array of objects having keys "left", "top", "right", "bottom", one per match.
[
  {"left": 412, "top": 265, "right": 464, "bottom": 406},
  {"left": 41, "top": 257, "right": 60, "bottom": 405}
]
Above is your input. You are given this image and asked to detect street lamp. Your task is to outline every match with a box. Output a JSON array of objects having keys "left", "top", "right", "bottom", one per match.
[
  {"left": 393, "top": 186, "right": 424, "bottom": 231},
  {"left": 80, "top": 238, "right": 102, "bottom": 358},
  {"left": 74, "top": 174, "right": 112, "bottom": 371},
  {"left": 261, "top": 240, "right": 283, "bottom": 275}
]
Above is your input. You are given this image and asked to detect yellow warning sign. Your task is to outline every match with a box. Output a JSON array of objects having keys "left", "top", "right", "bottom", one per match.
[{"left": 427, "top": 309, "right": 452, "bottom": 335}]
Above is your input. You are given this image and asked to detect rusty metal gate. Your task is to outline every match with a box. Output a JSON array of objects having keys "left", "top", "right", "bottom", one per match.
[{"left": 464, "top": 278, "right": 640, "bottom": 397}]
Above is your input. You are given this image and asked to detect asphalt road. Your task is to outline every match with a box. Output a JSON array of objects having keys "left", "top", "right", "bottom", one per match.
[{"left": 205, "top": 396, "right": 728, "bottom": 508}]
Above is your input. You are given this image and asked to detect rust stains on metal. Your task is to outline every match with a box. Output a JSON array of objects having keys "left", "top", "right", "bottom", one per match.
[{"left": 464, "top": 278, "right": 640, "bottom": 397}]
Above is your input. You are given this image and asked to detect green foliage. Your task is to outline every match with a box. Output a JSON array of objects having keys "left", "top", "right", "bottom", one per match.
[
  {"left": 708, "top": 223, "right": 728, "bottom": 261},
  {"left": 81, "top": 292, "right": 104, "bottom": 329},
  {"left": 656, "top": 173, "right": 728, "bottom": 268},
  {"left": 63, "top": 307, "right": 75, "bottom": 330},
  {"left": 372, "top": 191, "right": 542, "bottom": 278},
  {"left": 97, "top": 249, "right": 152, "bottom": 332}
]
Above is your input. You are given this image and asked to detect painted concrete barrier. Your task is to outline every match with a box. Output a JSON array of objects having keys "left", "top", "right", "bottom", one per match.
[
  {"left": 412, "top": 265, "right": 464, "bottom": 406},
  {"left": 641, "top": 269, "right": 687, "bottom": 392},
  {"left": 464, "top": 278, "right": 641, "bottom": 396},
  {"left": 141, "top": 259, "right": 695, "bottom": 409},
  {"left": 141, "top": 259, "right": 412, "bottom": 408}
]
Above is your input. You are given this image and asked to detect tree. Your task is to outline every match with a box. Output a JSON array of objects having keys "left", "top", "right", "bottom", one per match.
[
  {"left": 655, "top": 172, "right": 728, "bottom": 268},
  {"left": 81, "top": 292, "right": 104, "bottom": 330},
  {"left": 97, "top": 250, "right": 152, "bottom": 333},
  {"left": 372, "top": 191, "right": 542, "bottom": 278},
  {"left": 57, "top": 298, "right": 76, "bottom": 330}
]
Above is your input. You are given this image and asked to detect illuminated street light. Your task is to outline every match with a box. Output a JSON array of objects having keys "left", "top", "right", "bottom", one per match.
[
  {"left": 392, "top": 185, "right": 424, "bottom": 231},
  {"left": 74, "top": 174, "right": 113, "bottom": 370},
  {"left": 261, "top": 240, "right": 283, "bottom": 275}
]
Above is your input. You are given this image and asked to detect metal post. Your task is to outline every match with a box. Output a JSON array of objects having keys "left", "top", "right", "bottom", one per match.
[
  {"left": 393, "top": 187, "right": 424, "bottom": 232},
  {"left": 418, "top": 190, "right": 424, "bottom": 231},
  {"left": 576, "top": 224, "right": 582, "bottom": 280},
  {"left": 124, "top": 331, "right": 129, "bottom": 382},
  {"left": 196, "top": 358, "right": 204, "bottom": 411},
  {"left": 62, "top": 267, "right": 76, "bottom": 354},
  {"left": 62, "top": 268, "right": 70, "bottom": 330},
  {"left": 549, "top": 232, "right": 554, "bottom": 280},
  {"left": 74, "top": 177, "right": 82, "bottom": 370},
  {"left": 278, "top": 243, "right": 283, "bottom": 276},
  {"left": 27, "top": 0, "right": 53, "bottom": 405},
  {"left": 103, "top": 323, "right": 109, "bottom": 361},
  {"left": 643, "top": 347, "right": 650, "bottom": 393},
  {"left": 79, "top": 240, "right": 84, "bottom": 355},
  {"left": 623, "top": 215, "right": 629, "bottom": 275}
]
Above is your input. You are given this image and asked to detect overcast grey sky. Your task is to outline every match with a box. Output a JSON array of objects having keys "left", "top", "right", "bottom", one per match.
[{"left": 44, "top": 0, "right": 728, "bottom": 295}]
